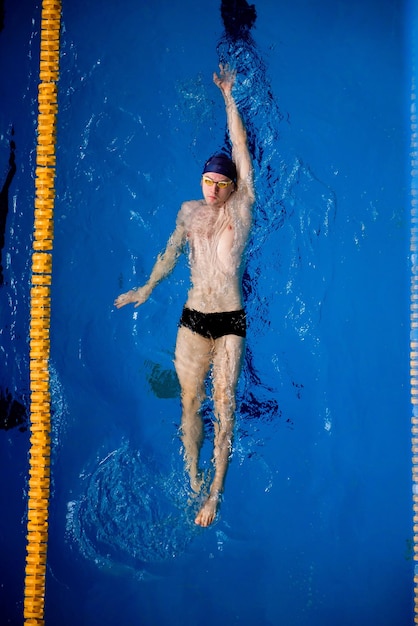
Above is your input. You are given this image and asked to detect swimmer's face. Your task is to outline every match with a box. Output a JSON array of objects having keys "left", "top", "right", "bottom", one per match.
[{"left": 201, "top": 172, "right": 235, "bottom": 207}]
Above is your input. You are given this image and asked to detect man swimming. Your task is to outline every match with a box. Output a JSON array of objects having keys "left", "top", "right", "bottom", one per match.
[{"left": 114, "top": 65, "right": 254, "bottom": 527}]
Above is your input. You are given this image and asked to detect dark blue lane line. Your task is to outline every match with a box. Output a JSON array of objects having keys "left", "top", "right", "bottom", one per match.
[
  {"left": 0, "top": 127, "right": 16, "bottom": 287},
  {"left": 0, "top": 128, "right": 27, "bottom": 430},
  {"left": 221, "top": 0, "right": 256, "bottom": 40}
]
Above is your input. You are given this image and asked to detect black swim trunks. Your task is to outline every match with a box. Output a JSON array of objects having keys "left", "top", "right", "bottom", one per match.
[{"left": 179, "top": 307, "right": 246, "bottom": 340}]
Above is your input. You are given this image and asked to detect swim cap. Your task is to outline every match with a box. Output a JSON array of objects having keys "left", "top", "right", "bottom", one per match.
[{"left": 202, "top": 153, "right": 237, "bottom": 183}]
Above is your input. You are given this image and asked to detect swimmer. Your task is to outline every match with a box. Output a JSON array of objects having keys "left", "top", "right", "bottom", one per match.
[{"left": 115, "top": 65, "right": 254, "bottom": 527}]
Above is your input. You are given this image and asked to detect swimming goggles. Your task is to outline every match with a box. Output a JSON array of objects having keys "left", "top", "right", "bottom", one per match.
[{"left": 202, "top": 176, "right": 233, "bottom": 189}]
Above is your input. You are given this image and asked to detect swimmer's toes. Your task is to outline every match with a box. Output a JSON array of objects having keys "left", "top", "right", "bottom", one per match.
[{"left": 194, "top": 494, "right": 219, "bottom": 527}]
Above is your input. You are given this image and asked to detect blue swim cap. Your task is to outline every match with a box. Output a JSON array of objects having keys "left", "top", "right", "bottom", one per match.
[{"left": 202, "top": 153, "right": 237, "bottom": 183}]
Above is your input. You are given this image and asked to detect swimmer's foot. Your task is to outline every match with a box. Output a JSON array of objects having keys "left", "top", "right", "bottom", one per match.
[{"left": 195, "top": 491, "right": 221, "bottom": 527}]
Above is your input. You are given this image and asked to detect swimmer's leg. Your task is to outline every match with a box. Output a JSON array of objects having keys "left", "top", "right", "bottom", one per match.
[
  {"left": 195, "top": 334, "right": 244, "bottom": 527},
  {"left": 174, "top": 326, "right": 212, "bottom": 494}
]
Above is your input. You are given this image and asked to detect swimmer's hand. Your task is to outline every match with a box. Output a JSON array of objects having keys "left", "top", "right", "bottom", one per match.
[
  {"left": 213, "top": 64, "right": 236, "bottom": 97},
  {"left": 114, "top": 286, "right": 151, "bottom": 309}
]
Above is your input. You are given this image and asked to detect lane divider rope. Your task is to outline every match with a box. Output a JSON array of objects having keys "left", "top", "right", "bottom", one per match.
[{"left": 23, "top": 1, "right": 61, "bottom": 623}]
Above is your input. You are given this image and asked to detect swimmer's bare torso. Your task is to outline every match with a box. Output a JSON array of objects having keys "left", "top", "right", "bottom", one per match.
[{"left": 179, "top": 178, "right": 253, "bottom": 314}]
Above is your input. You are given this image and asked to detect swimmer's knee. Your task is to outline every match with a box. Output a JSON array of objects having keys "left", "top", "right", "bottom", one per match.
[
  {"left": 180, "top": 385, "right": 206, "bottom": 414},
  {"left": 213, "top": 385, "right": 236, "bottom": 415}
]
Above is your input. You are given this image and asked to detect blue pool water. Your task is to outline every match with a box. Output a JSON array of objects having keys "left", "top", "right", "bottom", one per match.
[{"left": 0, "top": 0, "right": 413, "bottom": 624}]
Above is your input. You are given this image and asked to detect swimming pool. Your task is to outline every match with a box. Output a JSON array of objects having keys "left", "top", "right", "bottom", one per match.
[{"left": 0, "top": 0, "right": 413, "bottom": 624}]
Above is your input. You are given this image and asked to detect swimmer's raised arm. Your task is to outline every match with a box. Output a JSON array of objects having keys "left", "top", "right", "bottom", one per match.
[
  {"left": 114, "top": 214, "right": 186, "bottom": 309},
  {"left": 213, "top": 65, "right": 254, "bottom": 196}
]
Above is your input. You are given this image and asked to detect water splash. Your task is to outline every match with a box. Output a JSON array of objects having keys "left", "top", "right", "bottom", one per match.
[{"left": 66, "top": 441, "right": 200, "bottom": 577}]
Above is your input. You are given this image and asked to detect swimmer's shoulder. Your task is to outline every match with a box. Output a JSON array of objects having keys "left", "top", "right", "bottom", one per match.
[
  {"left": 177, "top": 200, "right": 205, "bottom": 222},
  {"left": 181, "top": 199, "right": 205, "bottom": 211}
]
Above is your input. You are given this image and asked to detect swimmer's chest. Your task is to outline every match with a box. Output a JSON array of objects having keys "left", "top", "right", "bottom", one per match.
[{"left": 186, "top": 205, "right": 235, "bottom": 258}]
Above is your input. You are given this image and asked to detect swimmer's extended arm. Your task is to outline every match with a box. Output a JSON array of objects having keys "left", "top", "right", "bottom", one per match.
[
  {"left": 213, "top": 65, "right": 254, "bottom": 204},
  {"left": 114, "top": 220, "right": 185, "bottom": 309}
]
